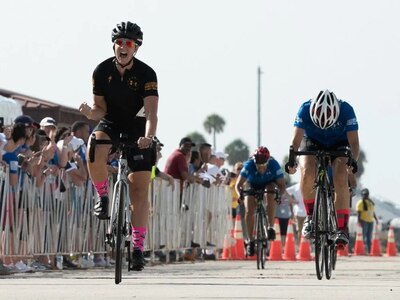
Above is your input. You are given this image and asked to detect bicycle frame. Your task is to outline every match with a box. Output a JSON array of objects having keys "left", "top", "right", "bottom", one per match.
[
  {"left": 89, "top": 134, "right": 135, "bottom": 284},
  {"left": 288, "top": 146, "right": 351, "bottom": 280},
  {"left": 107, "top": 143, "right": 133, "bottom": 284},
  {"left": 241, "top": 188, "right": 279, "bottom": 269}
]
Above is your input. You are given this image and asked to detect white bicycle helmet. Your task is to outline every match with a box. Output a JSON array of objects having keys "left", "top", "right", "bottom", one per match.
[{"left": 309, "top": 90, "right": 340, "bottom": 129}]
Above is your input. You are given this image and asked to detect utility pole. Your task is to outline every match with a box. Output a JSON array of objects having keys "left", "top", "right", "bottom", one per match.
[{"left": 257, "top": 66, "right": 262, "bottom": 147}]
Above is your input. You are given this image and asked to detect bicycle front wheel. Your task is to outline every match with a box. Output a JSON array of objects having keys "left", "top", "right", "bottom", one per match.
[
  {"left": 256, "top": 212, "right": 267, "bottom": 270},
  {"left": 314, "top": 186, "right": 327, "bottom": 280},
  {"left": 115, "top": 183, "right": 127, "bottom": 285},
  {"left": 325, "top": 198, "right": 337, "bottom": 278}
]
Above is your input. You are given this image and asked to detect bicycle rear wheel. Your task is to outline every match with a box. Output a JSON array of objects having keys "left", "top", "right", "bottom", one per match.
[
  {"left": 115, "top": 183, "right": 127, "bottom": 284},
  {"left": 256, "top": 212, "right": 267, "bottom": 270},
  {"left": 314, "top": 186, "right": 326, "bottom": 280}
]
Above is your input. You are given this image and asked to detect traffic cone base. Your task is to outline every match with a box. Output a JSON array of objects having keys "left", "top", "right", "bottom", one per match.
[
  {"left": 353, "top": 223, "right": 365, "bottom": 256},
  {"left": 268, "top": 218, "right": 282, "bottom": 261},
  {"left": 386, "top": 226, "right": 397, "bottom": 257},
  {"left": 370, "top": 223, "right": 382, "bottom": 256},
  {"left": 296, "top": 236, "right": 312, "bottom": 261},
  {"left": 337, "top": 244, "right": 349, "bottom": 257},
  {"left": 232, "top": 214, "right": 245, "bottom": 260},
  {"left": 283, "top": 219, "right": 296, "bottom": 261}
]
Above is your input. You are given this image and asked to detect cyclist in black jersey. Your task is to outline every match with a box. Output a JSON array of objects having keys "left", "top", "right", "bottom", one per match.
[{"left": 79, "top": 21, "right": 158, "bottom": 271}]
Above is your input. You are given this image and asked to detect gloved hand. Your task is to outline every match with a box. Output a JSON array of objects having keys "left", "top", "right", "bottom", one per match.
[
  {"left": 347, "top": 158, "right": 358, "bottom": 174},
  {"left": 285, "top": 162, "right": 297, "bottom": 174}
]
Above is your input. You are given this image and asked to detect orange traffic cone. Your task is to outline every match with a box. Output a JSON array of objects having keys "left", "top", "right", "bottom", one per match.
[
  {"left": 353, "top": 222, "right": 365, "bottom": 255},
  {"left": 386, "top": 225, "right": 397, "bottom": 257},
  {"left": 283, "top": 219, "right": 296, "bottom": 261},
  {"left": 268, "top": 218, "right": 282, "bottom": 261},
  {"left": 296, "top": 235, "right": 312, "bottom": 261},
  {"left": 232, "top": 214, "right": 245, "bottom": 259},
  {"left": 370, "top": 223, "right": 382, "bottom": 256},
  {"left": 220, "top": 231, "right": 237, "bottom": 260},
  {"left": 337, "top": 244, "right": 349, "bottom": 257}
]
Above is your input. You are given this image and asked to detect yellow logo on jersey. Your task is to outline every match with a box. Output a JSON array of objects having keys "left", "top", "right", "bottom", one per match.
[
  {"left": 145, "top": 82, "right": 157, "bottom": 91},
  {"left": 128, "top": 76, "right": 138, "bottom": 90}
]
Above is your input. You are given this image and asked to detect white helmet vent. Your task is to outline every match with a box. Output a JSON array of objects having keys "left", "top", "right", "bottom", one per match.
[{"left": 309, "top": 90, "right": 340, "bottom": 129}]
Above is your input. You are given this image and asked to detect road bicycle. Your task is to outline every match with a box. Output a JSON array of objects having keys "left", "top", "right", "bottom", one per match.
[
  {"left": 288, "top": 146, "right": 353, "bottom": 280},
  {"left": 89, "top": 133, "right": 138, "bottom": 284},
  {"left": 240, "top": 188, "right": 280, "bottom": 270}
]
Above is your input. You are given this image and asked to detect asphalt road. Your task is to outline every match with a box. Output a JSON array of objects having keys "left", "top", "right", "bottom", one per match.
[{"left": 1, "top": 255, "right": 399, "bottom": 300}]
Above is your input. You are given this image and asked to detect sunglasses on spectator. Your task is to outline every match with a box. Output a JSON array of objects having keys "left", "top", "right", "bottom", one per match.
[{"left": 114, "top": 39, "right": 136, "bottom": 48}]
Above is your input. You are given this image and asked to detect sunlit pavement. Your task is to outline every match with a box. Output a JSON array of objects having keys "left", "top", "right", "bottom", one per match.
[{"left": 1, "top": 256, "right": 399, "bottom": 300}]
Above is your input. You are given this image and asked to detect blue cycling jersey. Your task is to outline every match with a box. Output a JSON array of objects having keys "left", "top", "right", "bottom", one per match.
[
  {"left": 240, "top": 157, "right": 284, "bottom": 189},
  {"left": 294, "top": 99, "right": 358, "bottom": 147}
]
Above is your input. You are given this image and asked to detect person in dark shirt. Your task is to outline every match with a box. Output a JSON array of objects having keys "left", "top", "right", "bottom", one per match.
[{"left": 79, "top": 21, "right": 158, "bottom": 271}]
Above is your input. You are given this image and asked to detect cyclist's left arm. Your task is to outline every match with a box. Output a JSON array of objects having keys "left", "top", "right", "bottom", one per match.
[
  {"left": 138, "top": 95, "right": 158, "bottom": 149},
  {"left": 275, "top": 176, "right": 290, "bottom": 199},
  {"left": 347, "top": 130, "right": 360, "bottom": 161}
]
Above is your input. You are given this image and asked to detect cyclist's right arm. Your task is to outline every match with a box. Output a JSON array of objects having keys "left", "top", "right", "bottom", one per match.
[
  {"left": 290, "top": 127, "right": 304, "bottom": 152},
  {"left": 234, "top": 174, "right": 247, "bottom": 199},
  {"left": 79, "top": 95, "right": 107, "bottom": 121},
  {"left": 286, "top": 127, "right": 304, "bottom": 174}
]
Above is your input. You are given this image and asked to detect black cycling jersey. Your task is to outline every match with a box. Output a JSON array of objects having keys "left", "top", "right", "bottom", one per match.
[{"left": 92, "top": 56, "right": 158, "bottom": 138}]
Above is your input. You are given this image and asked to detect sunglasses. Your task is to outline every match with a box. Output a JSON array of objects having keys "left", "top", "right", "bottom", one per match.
[{"left": 114, "top": 39, "right": 136, "bottom": 48}]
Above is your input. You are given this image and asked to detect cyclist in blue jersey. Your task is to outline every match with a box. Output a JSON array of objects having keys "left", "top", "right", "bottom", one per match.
[
  {"left": 235, "top": 146, "right": 289, "bottom": 257},
  {"left": 285, "top": 90, "right": 359, "bottom": 248}
]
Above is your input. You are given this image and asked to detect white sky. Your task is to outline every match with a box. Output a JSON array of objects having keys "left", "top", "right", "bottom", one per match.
[{"left": 1, "top": 0, "right": 399, "bottom": 205}]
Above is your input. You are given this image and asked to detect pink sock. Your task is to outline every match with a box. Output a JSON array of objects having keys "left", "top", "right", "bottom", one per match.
[
  {"left": 93, "top": 180, "right": 108, "bottom": 197},
  {"left": 132, "top": 227, "right": 147, "bottom": 252}
]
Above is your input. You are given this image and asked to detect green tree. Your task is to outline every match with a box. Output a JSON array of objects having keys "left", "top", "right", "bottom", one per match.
[
  {"left": 186, "top": 131, "right": 208, "bottom": 150},
  {"left": 355, "top": 149, "right": 366, "bottom": 180},
  {"left": 203, "top": 114, "right": 225, "bottom": 149},
  {"left": 224, "top": 139, "right": 250, "bottom": 166}
]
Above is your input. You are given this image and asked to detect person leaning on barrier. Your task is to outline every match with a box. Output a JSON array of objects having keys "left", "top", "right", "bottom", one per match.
[
  {"left": 285, "top": 90, "right": 360, "bottom": 249},
  {"left": 2, "top": 115, "right": 37, "bottom": 187},
  {"left": 79, "top": 21, "right": 159, "bottom": 271},
  {"left": 164, "top": 137, "right": 198, "bottom": 193}
]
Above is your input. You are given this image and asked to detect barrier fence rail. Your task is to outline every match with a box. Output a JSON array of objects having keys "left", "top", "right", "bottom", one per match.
[{"left": 0, "top": 166, "right": 233, "bottom": 263}]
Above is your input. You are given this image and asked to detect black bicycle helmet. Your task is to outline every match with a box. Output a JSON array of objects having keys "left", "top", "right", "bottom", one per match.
[
  {"left": 111, "top": 21, "right": 143, "bottom": 46},
  {"left": 361, "top": 188, "right": 369, "bottom": 198}
]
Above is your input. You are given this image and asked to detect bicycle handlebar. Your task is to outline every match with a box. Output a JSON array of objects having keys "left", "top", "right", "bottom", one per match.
[
  {"left": 287, "top": 145, "right": 357, "bottom": 173},
  {"left": 89, "top": 133, "right": 146, "bottom": 163},
  {"left": 240, "top": 188, "right": 280, "bottom": 201}
]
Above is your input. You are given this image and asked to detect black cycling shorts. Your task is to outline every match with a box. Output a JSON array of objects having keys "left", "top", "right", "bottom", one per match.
[{"left": 93, "top": 120, "right": 156, "bottom": 172}]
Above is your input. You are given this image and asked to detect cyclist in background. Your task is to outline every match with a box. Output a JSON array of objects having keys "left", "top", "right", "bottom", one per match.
[
  {"left": 79, "top": 21, "right": 158, "bottom": 271},
  {"left": 285, "top": 90, "right": 359, "bottom": 249},
  {"left": 235, "top": 147, "right": 289, "bottom": 256}
]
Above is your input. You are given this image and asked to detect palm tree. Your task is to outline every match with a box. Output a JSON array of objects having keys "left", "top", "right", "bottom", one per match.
[
  {"left": 224, "top": 139, "right": 250, "bottom": 166},
  {"left": 203, "top": 114, "right": 225, "bottom": 149}
]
